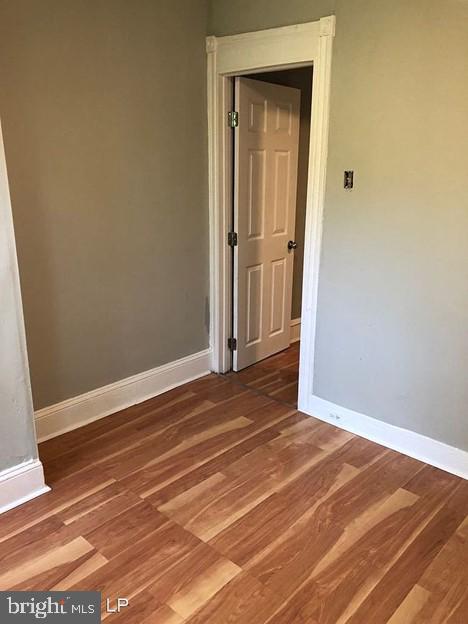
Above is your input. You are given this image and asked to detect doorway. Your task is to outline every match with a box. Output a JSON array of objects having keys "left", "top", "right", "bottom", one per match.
[
  {"left": 231, "top": 68, "right": 312, "bottom": 382},
  {"left": 227, "top": 66, "right": 313, "bottom": 408},
  {"left": 206, "top": 17, "right": 335, "bottom": 414}
]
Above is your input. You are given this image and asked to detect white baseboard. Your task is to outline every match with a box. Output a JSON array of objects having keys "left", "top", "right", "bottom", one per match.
[
  {"left": 0, "top": 459, "right": 50, "bottom": 515},
  {"left": 35, "top": 348, "right": 212, "bottom": 442},
  {"left": 290, "top": 318, "right": 301, "bottom": 344},
  {"left": 304, "top": 395, "right": 468, "bottom": 480}
]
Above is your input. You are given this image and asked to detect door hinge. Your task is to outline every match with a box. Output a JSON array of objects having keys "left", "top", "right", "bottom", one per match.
[
  {"left": 227, "top": 231, "right": 238, "bottom": 247},
  {"left": 228, "top": 337, "right": 237, "bottom": 351},
  {"left": 228, "top": 111, "right": 239, "bottom": 128}
]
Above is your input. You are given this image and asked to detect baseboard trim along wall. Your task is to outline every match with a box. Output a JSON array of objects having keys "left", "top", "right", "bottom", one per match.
[
  {"left": 35, "top": 348, "right": 213, "bottom": 442},
  {"left": 307, "top": 395, "right": 468, "bottom": 480},
  {"left": 290, "top": 318, "right": 301, "bottom": 343},
  {"left": 0, "top": 459, "right": 50, "bottom": 515}
]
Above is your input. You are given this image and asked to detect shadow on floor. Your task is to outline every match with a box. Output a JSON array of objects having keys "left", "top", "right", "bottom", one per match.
[{"left": 226, "top": 342, "right": 299, "bottom": 408}]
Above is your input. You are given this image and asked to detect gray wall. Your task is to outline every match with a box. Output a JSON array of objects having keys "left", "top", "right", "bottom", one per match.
[
  {"left": 251, "top": 68, "right": 312, "bottom": 321},
  {"left": 210, "top": 0, "right": 468, "bottom": 450},
  {"left": 0, "top": 0, "right": 209, "bottom": 409},
  {"left": 208, "top": 0, "right": 335, "bottom": 36},
  {"left": 314, "top": 0, "right": 468, "bottom": 449},
  {"left": 2, "top": 0, "right": 466, "bottom": 452},
  {"left": 0, "top": 124, "right": 37, "bottom": 472}
]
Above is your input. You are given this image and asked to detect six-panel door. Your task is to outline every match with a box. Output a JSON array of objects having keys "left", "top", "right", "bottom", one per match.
[{"left": 233, "top": 77, "right": 300, "bottom": 371}]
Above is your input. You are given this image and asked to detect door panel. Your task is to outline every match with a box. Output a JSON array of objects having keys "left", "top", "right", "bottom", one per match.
[
  {"left": 270, "top": 258, "right": 286, "bottom": 335},
  {"left": 273, "top": 151, "right": 290, "bottom": 235},
  {"left": 234, "top": 77, "right": 300, "bottom": 371},
  {"left": 246, "top": 264, "right": 263, "bottom": 345},
  {"left": 247, "top": 150, "right": 266, "bottom": 239}
]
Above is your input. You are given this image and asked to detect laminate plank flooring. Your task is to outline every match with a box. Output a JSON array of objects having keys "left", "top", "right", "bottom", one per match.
[
  {"left": 228, "top": 342, "right": 300, "bottom": 407},
  {"left": 0, "top": 345, "right": 467, "bottom": 622}
]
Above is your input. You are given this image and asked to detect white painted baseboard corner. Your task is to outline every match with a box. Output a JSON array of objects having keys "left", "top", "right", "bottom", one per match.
[
  {"left": 35, "top": 348, "right": 212, "bottom": 442},
  {"left": 0, "top": 459, "right": 50, "bottom": 515},
  {"left": 303, "top": 395, "right": 468, "bottom": 480},
  {"left": 290, "top": 318, "right": 301, "bottom": 344}
]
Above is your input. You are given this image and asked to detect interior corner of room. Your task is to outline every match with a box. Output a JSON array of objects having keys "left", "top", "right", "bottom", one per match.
[
  {"left": 1, "top": 0, "right": 467, "bottom": 501},
  {"left": 0, "top": 3, "right": 467, "bottom": 611}
]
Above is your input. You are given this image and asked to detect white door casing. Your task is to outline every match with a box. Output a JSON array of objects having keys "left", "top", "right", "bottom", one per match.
[
  {"left": 233, "top": 78, "right": 300, "bottom": 370},
  {"left": 206, "top": 17, "right": 336, "bottom": 413}
]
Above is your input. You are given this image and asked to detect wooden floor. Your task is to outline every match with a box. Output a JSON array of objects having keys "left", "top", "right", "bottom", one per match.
[
  {"left": 228, "top": 342, "right": 299, "bottom": 408},
  {"left": 1, "top": 345, "right": 468, "bottom": 623}
]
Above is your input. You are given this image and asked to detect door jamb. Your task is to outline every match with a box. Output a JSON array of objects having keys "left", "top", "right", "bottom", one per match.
[{"left": 206, "top": 17, "right": 336, "bottom": 412}]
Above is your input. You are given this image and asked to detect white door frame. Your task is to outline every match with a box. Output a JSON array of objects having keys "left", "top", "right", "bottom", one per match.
[
  {"left": 206, "top": 16, "right": 336, "bottom": 411},
  {"left": 0, "top": 120, "right": 49, "bottom": 512}
]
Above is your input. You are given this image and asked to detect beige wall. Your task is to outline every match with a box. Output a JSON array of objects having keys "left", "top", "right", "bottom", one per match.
[
  {"left": 0, "top": 0, "right": 209, "bottom": 409},
  {"left": 210, "top": 0, "right": 468, "bottom": 450}
]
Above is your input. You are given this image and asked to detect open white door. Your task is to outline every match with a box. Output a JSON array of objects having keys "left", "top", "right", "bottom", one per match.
[{"left": 233, "top": 77, "right": 300, "bottom": 371}]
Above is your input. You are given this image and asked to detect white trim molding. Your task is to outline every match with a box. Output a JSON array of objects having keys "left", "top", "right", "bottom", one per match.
[
  {"left": 0, "top": 459, "right": 50, "bottom": 515},
  {"left": 290, "top": 318, "right": 301, "bottom": 344},
  {"left": 308, "top": 395, "right": 468, "bottom": 480},
  {"left": 35, "top": 349, "right": 212, "bottom": 442},
  {"left": 209, "top": 21, "right": 320, "bottom": 76},
  {"left": 0, "top": 120, "right": 47, "bottom": 513},
  {"left": 206, "top": 16, "right": 336, "bottom": 393},
  {"left": 297, "top": 17, "right": 335, "bottom": 410}
]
